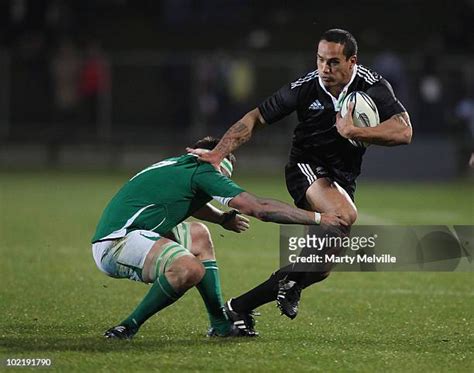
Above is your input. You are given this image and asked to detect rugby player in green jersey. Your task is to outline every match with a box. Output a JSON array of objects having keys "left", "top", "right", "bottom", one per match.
[{"left": 92, "top": 137, "right": 345, "bottom": 339}]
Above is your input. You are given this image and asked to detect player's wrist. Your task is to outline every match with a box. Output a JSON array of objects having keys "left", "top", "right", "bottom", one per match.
[
  {"left": 220, "top": 210, "right": 237, "bottom": 226},
  {"left": 346, "top": 125, "right": 362, "bottom": 139}
]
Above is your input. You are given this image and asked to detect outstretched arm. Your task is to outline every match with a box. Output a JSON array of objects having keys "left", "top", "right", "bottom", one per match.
[
  {"left": 187, "top": 108, "right": 266, "bottom": 169},
  {"left": 229, "top": 192, "right": 347, "bottom": 227}
]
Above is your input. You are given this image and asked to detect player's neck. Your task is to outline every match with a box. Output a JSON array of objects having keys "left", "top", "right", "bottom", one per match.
[
  {"left": 328, "top": 85, "right": 345, "bottom": 98},
  {"left": 325, "top": 67, "right": 356, "bottom": 98}
]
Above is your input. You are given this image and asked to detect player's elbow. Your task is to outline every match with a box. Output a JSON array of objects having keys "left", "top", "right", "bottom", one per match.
[
  {"left": 236, "top": 205, "right": 257, "bottom": 218},
  {"left": 242, "top": 108, "right": 266, "bottom": 130},
  {"left": 399, "top": 126, "right": 412, "bottom": 145},
  {"left": 253, "top": 208, "right": 271, "bottom": 222},
  {"left": 389, "top": 126, "right": 412, "bottom": 146},
  {"left": 239, "top": 204, "right": 270, "bottom": 221},
  {"left": 229, "top": 193, "right": 271, "bottom": 221},
  {"left": 245, "top": 198, "right": 274, "bottom": 221}
]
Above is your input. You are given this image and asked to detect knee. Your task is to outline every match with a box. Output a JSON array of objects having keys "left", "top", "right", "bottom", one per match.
[
  {"left": 190, "top": 222, "right": 215, "bottom": 259},
  {"left": 181, "top": 260, "right": 205, "bottom": 287},
  {"left": 166, "top": 256, "right": 205, "bottom": 290},
  {"left": 338, "top": 207, "right": 357, "bottom": 227}
]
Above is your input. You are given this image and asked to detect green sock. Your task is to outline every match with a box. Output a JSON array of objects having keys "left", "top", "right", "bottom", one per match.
[
  {"left": 121, "top": 274, "right": 181, "bottom": 331},
  {"left": 196, "top": 260, "right": 231, "bottom": 335}
]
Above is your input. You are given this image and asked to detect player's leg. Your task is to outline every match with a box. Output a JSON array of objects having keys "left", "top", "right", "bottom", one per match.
[
  {"left": 172, "top": 222, "right": 232, "bottom": 336},
  {"left": 170, "top": 221, "right": 258, "bottom": 336},
  {"left": 304, "top": 176, "right": 357, "bottom": 227},
  {"left": 293, "top": 176, "right": 356, "bottom": 287},
  {"left": 101, "top": 231, "right": 203, "bottom": 339},
  {"left": 275, "top": 176, "right": 356, "bottom": 317},
  {"left": 229, "top": 169, "right": 355, "bottom": 319}
]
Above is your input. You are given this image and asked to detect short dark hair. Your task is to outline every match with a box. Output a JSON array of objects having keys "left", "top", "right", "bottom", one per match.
[
  {"left": 191, "top": 136, "right": 236, "bottom": 169},
  {"left": 319, "top": 29, "right": 358, "bottom": 60}
]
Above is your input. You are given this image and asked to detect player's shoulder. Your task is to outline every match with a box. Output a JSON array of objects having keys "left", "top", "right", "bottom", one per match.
[
  {"left": 355, "top": 64, "right": 384, "bottom": 86},
  {"left": 191, "top": 156, "right": 220, "bottom": 175},
  {"left": 152, "top": 154, "right": 201, "bottom": 172},
  {"left": 290, "top": 69, "right": 319, "bottom": 90}
]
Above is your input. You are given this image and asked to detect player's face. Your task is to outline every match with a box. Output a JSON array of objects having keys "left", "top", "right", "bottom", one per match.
[{"left": 317, "top": 41, "right": 356, "bottom": 89}]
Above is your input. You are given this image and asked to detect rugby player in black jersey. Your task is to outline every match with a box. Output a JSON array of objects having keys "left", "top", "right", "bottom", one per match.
[{"left": 188, "top": 29, "right": 412, "bottom": 336}]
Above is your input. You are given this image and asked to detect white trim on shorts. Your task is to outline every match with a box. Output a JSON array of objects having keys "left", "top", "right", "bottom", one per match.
[
  {"left": 91, "top": 230, "right": 161, "bottom": 277},
  {"left": 92, "top": 240, "right": 115, "bottom": 274}
]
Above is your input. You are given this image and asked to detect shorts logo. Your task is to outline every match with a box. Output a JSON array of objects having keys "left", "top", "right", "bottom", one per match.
[{"left": 308, "top": 100, "right": 324, "bottom": 111}]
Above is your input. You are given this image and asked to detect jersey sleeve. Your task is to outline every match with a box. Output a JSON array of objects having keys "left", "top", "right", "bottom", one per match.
[
  {"left": 258, "top": 82, "right": 299, "bottom": 124},
  {"left": 192, "top": 164, "right": 245, "bottom": 207},
  {"left": 366, "top": 78, "right": 406, "bottom": 122}
]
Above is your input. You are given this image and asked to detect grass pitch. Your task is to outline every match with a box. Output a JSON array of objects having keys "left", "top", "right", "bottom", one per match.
[{"left": 0, "top": 171, "right": 473, "bottom": 372}]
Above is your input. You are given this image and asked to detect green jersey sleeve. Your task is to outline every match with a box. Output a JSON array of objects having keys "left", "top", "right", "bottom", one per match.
[{"left": 192, "top": 163, "right": 245, "bottom": 206}]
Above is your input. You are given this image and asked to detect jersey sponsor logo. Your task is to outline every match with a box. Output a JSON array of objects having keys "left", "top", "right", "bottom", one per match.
[
  {"left": 308, "top": 99, "right": 324, "bottom": 111},
  {"left": 315, "top": 166, "right": 327, "bottom": 175},
  {"left": 290, "top": 70, "right": 319, "bottom": 89}
]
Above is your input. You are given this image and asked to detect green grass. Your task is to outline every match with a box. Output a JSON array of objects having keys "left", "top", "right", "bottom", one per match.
[{"left": 0, "top": 171, "right": 473, "bottom": 372}]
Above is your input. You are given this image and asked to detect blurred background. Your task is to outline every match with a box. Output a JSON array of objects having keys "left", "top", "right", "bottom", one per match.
[{"left": 0, "top": 0, "right": 473, "bottom": 180}]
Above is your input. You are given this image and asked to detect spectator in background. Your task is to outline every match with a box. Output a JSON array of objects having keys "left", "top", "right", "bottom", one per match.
[
  {"left": 47, "top": 38, "right": 81, "bottom": 166},
  {"left": 79, "top": 40, "right": 110, "bottom": 129},
  {"left": 227, "top": 58, "right": 255, "bottom": 118},
  {"left": 50, "top": 39, "right": 80, "bottom": 125},
  {"left": 417, "top": 55, "right": 444, "bottom": 133},
  {"left": 372, "top": 50, "right": 408, "bottom": 105},
  {"left": 196, "top": 54, "right": 231, "bottom": 133}
]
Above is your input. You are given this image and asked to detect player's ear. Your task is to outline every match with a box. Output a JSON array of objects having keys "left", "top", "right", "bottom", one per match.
[{"left": 349, "top": 55, "right": 357, "bottom": 66}]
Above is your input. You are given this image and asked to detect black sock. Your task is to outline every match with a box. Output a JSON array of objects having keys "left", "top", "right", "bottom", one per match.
[
  {"left": 299, "top": 271, "right": 329, "bottom": 289},
  {"left": 231, "top": 267, "right": 289, "bottom": 313},
  {"left": 286, "top": 224, "right": 350, "bottom": 284},
  {"left": 231, "top": 225, "right": 349, "bottom": 314}
]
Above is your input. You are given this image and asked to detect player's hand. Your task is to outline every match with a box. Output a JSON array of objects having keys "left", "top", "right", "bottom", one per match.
[
  {"left": 186, "top": 148, "right": 222, "bottom": 171},
  {"left": 335, "top": 102, "right": 356, "bottom": 139},
  {"left": 320, "top": 212, "right": 349, "bottom": 228},
  {"left": 220, "top": 210, "right": 250, "bottom": 233}
]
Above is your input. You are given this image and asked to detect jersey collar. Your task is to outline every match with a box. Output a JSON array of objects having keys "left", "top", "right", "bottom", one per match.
[{"left": 318, "top": 64, "right": 358, "bottom": 112}]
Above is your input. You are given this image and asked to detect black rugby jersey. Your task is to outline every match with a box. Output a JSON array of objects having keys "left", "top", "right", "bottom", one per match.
[{"left": 258, "top": 64, "right": 406, "bottom": 186}]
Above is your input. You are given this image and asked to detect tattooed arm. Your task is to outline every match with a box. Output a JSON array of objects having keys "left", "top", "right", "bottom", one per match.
[
  {"left": 229, "top": 192, "right": 347, "bottom": 227},
  {"left": 336, "top": 110, "right": 413, "bottom": 146},
  {"left": 187, "top": 108, "right": 266, "bottom": 168}
]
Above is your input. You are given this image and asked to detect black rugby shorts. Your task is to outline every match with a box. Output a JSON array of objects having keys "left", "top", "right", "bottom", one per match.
[{"left": 285, "top": 162, "right": 356, "bottom": 208}]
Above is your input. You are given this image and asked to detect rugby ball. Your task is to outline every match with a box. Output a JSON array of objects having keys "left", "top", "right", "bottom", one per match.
[{"left": 340, "top": 91, "right": 380, "bottom": 147}]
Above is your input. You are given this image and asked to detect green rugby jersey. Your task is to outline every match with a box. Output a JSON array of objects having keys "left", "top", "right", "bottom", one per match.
[{"left": 92, "top": 155, "right": 245, "bottom": 242}]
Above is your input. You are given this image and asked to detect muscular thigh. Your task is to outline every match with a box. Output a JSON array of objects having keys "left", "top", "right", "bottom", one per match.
[{"left": 304, "top": 177, "right": 357, "bottom": 224}]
